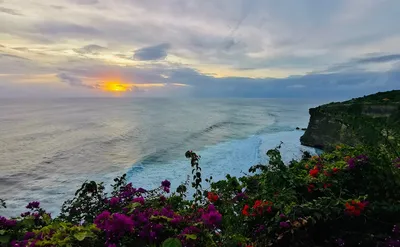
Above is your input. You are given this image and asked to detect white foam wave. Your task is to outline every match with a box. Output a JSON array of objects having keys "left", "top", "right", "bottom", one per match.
[{"left": 126, "top": 130, "right": 316, "bottom": 191}]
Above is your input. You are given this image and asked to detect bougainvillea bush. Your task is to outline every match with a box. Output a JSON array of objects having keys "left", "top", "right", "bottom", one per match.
[{"left": 1, "top": 144, "right": 400, "bottom": 247}]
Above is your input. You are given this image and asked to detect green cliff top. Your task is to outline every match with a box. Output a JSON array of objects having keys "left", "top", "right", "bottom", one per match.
[{"left": 322, "top": 90, "right": 400, "bottom": 108}]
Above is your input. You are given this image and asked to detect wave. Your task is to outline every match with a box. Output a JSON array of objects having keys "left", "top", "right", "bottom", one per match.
[{"left": 126, "top": 130, "right": 316, "bottom": 190}]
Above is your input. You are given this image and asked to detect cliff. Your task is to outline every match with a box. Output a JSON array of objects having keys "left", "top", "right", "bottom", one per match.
[{"left": 300, "top": 90, "right": 400, "bottom": 150}]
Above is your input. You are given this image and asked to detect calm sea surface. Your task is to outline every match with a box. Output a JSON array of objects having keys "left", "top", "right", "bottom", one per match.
[{"left": 0, "top": 98, "right": 326, "bottom": 216}]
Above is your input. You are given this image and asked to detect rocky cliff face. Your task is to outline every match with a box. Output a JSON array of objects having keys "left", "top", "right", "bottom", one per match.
[{"left": 300, "top": 90, "right": 400, "bottom": 150}]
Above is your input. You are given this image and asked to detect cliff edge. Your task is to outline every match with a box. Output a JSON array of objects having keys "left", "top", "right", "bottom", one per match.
[{"left": 300, "top": 90, "right": 400, "bottom": 150}]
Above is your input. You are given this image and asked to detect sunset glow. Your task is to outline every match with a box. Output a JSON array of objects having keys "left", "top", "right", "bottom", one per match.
[{"left": 100, "top": 82, "right": 133, "bottom": 92}]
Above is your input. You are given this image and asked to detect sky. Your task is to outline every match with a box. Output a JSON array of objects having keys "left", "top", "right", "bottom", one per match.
[{"left": 0, "top": 0, "right": 400, "bottom": 98}]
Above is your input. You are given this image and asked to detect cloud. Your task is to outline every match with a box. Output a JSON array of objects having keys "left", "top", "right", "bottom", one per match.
[
  {"left": 74, "top": 44, "right": 107, "bottom": 55},
  {"left": 0, "top": 53, "right": 29, "bottom": 60},
  {"left": 1, "top": 0, "right": 400, "bottom": 98},
  {"left": 68, "top": 0, "right": 99, "bottom": 5},
  {"left": 0, "top": 7, "right": 22, "bottom": 16},
  {"left": 356, "top": 54, "right": 400, "bottom": 64},
  {"left": 36, "top": 22, "right": 100, "bottom": 36},
  {"left": 57, "top": 73, "right": 93, "bottom": 89},
  {"left": 133, "top": 43, "right": 171, "bottom": 61}
]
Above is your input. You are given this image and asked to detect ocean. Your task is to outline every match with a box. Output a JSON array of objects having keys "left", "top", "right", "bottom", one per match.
[{"left": 0, "top": 98, "right": 325, "bottom": 217}]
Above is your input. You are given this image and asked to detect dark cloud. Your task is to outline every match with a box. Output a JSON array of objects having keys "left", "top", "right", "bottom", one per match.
[
  {"left": 0, "top": 7, "right": 22, "bottom": 16},
  {"left": 74, "top": 44, "right": 107, "bottom": 55},
  {"left": 12, "top": 47, "right": 29, "bottom": 52},
  {"left": 0, "top": 53, "right": 29, "bottom": 60},
  {"left": 133, "top": 43, "right": 171, "bottom": 61},
  {"left": 356, "top": 54, "right": 400, "bottom": 64},
  {"left": 57, "top": 73, "right": 93, "bottom": 89},
  {"left": 318, "top": 53, "right": 400, "bottom": 74}
]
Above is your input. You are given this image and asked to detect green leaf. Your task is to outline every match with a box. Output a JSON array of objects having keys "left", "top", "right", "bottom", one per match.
[
  {"left": 184, "top": 234, "right": 197, "bottom": 240},
  {"left": 42, "top": 213, "right": 51, "bottom": 224},
  {"left": 74, "top": 231, "right": 88, "bottom": 241},
  {"left": 0, "top": 230, "right": 5, "bottom": 235},
  {"left": 0, "top": 235, "right": 10, "bottom": 244},
  {"left": 127, "top": 202, "right": 141, "bottom": 214},
  {"left": 21, "top": 218, "right": 35, "bottom": 228},
  {"left": 162, "top": 238, "right": 182, "bottom": 247}
]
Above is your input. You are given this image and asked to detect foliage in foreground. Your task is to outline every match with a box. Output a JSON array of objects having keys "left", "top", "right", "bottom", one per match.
[{"left": 1, "top": 145, "right": 400, "bottom": 247}]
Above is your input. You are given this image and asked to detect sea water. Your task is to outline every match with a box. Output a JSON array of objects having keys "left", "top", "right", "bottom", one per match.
[{"left": 0, "top": 98, "right": 325, "bottom": 216}]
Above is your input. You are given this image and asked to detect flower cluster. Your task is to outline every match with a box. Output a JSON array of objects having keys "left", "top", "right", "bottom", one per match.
[
  {"left": 345, "top": 200, "right": 369, "bottom": 216},
  {"left": 161, "top": 180, "right": 171, "bottom": 193},
  {"left": 242, "top": 200, "right": 273, "bottom": 216},
  {"left": 94, "top": 211, "right": 134, "bottom": 243},
  {"left": 0, "top": 216, "right": 17, "bottom": 228},
  {"left": 201, "top": 204, "right": 222, "bottom": 228},
  {"left": 26, "top": 201, "right": 40, "bottom": 209},
  {"left": 207, "top": 192, "right": 219, "bottom": 203},
  {"left": 347, "top": 155, "right": 368, "bottom": 169}
]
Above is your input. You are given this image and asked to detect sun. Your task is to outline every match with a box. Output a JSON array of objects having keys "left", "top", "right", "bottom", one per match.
[{"left": 100, "top": 81, "right": 133, "bottom": 93}]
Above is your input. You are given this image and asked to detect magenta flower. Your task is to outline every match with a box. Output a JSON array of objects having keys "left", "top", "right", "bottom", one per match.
[
  {"left": 132, "top": 197, "right": 145, "bottom": 205},
  {"left": 26, "top": 201, "right": 40, "bottom": 209},
  {"left": 161, "top": 180, "right": 171, "bottom": 188},
  {"left": 137, "top": 188, "right": 147, "bottom": 193},
  {"left": 201, "top": 209, "right": 222, "bottom": 227},
  {"left": 0, "top": 216, "right": 17, "bottom": 228},
  {"left": 109, "top": 213, "right": 134, "bottom": 234},
  {"left": 109, "top": 197, "right": 120, "bottom": 207},
  {"left": 20, "top": 212, "right": 30, "bottom": 217},
  {"left": 94, "top": 211, "right": 111, "bottom": 230}
]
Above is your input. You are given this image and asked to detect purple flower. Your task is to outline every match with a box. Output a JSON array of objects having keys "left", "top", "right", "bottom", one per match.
[
  {"left": 163, "top": 187, "right": 170, "bottom": 193},
  {"left": 0, "top": 216, "right": 16, "bottom": 228},
  {"left": 94, "top": 211, "right": 111, "bottom": 230},
  {"left": 110, "top": 213, "right": 134, "bottom": 233},
  {"left": 347, "top": 158, "right": 356, "bottom": 169},
  {"left": 161, "top": 180, "right": 171, "bottom": 188},
  {"left": 132, "top": 197, "right": 145, "bottom": 205},
  {"left": 24, "top": 232, "right": 35, "bottom": 240},
  {"left": 279, "top": 221, "right": 290, "bottom": 228},
  {"left": 107, "top": 244, "right": 116, "bottom": 247},
  {"left": 234, "top": 192, "right": 248, "bottom": 201},
  {"left": 279, "top": 213, "right": 286, "bottom": 218},
  {"left": 181, "top": 226, "right": 201, "bottom": 235},
  {"left": 201, "top": 210, "right": 222, "bottom": 227},
  {"left": 20, "top": 212, "right": 30, "bottom": 217},
  {"left": 109, "top": 197, "right": 120, "bottom": 207},
  {"left": 161, "top": 207, "right": 174, "bottom": 218},
  {"left": 137, "top": 188, "right": 147, "bottom": 193},
  {"left": 26, "top": 201, "right": 40, "bottom": 209},
  {"left": 171, "top": 216, "right": 182, "bottom": 225}
]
